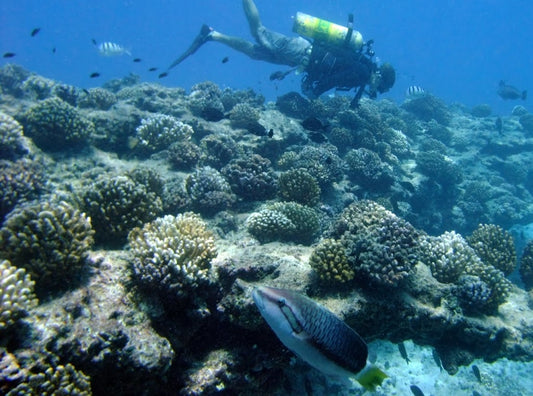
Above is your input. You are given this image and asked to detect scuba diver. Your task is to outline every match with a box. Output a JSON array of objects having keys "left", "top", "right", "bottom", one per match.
[{"left": 168, "top": 0, "right": 395, "bottom": 107}]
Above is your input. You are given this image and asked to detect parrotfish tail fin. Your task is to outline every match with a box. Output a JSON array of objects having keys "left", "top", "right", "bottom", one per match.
[
  {"left": 355, "top": 364, "right": 388, "bottom": 391},
  {"left": 522, "top": 90, "right": 527, "bottom": 100}
]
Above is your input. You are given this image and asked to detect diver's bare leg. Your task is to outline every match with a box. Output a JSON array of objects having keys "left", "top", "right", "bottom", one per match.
[
  {"left": 210, "top": 31, "right": 258, "bottom": 58},
  {"left": 242, "top": 0, "right": 262, "bottom": 41}
]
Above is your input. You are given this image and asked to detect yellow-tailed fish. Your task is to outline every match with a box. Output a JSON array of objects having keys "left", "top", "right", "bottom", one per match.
[{"left": 252, "top": 285, "right": 387, "bottom": 391}]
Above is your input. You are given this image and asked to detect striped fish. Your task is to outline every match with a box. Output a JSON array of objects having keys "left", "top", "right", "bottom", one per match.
[
  {"left": 252, "top": 286, "right": 387, "bottom": 391},
  {"left": 406, "top": 85, "right": 425, "bottom": 97},
  {"left": 97, "top": 41, "right": 131, "bottom": 56}
]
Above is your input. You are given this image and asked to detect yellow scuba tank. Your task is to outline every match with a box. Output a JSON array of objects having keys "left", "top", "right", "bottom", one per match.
[{"left": 293, "top": 12, "right": 364, "bottom": 52}]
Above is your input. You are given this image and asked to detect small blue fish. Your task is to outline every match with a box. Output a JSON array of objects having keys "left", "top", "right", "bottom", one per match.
[
  {"left": 97, "top": 41, "right": 131, "bottom": 56},
  {"left": 398, "top": 342, "right": 410, "bottom": 364},
  {"left": 410, "top": 384, "right": 425, "bottom": 396},
  {"left": 252, "top": 286, "right": 387, "bottom": 391}
]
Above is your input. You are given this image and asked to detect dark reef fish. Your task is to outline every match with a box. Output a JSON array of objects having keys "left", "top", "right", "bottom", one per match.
[
  {"left": 148, "top": 67, "right": 158, "bottom": 72},
  {"left": 301, "top": 116, "right": 328, "bottom": 132},
  {"left": 497, "top": 80, "right": 527, "bottom": 100},
  {"left": 471, "top": 364, "right": 482, "bottom": 382},
  {"left": 431, "top": 348, "right": 443, "bottom": 371},
  {"left": 31, "top": 27, "right": 41, "bottom": 37},
  {"left": 410, "top": 384, "right": 425, "bottom": 396},
  {"left": 472, "top": 391, "right": 482, "bottom": 396},
  {"left": 221, "top": 56, "right": 229, "bottom": 63},
  {"left": 201, "top": 107, "right": 225, "bottom": 122},
  {"left": 158, "top": 72, "right": 168, "bottom": 78},
  {"left": 133, "top": 58, "right": 142, "bottom": 62},
  {"left": 252, "top": 285, "right": 388, "bottom": 391},
  {"left": 398, "top": 341, "right": 410, "bottom": 364},
  {"left": 3, "top": 52, "right": 16, "bottom": 58},
  {"left": 89, "top": 72, "right": 100, "bottom": 78},
  {"left": 267, "top": 128, "right": 274, "bottom": 138},
  {"left": 245, "top": 121, "right": 267, "bottom": 136}
]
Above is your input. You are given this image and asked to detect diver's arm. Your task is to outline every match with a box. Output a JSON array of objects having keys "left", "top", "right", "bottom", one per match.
[{"left": 350, "top": 85, "right": 365, "bottom": 108}]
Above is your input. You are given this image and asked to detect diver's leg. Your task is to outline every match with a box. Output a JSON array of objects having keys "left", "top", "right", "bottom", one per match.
[
  {"left": 242, "top": 0, "right": 262, "bottom": 41},
  {"left": 210, "top": 31, "right": 260, "bottom": 59}
]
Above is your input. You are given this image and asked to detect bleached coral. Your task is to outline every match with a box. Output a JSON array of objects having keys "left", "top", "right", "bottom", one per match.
[
  {"left": 0, "top": 260, "right": 37, "bottom": 331},
  {"left": 129, "top": 213, "right": 217, "bottom": 297},
  {"left": 135, "top": 113, "right": 193, "bottom": 154}
]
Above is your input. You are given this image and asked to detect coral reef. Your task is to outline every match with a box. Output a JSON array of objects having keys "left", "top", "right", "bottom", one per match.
[
  {"left": 519, "top": 240, "right": 533, "bottom": 290},
  {"left": 456, "top": 274, "right": 492, "bottom": 313},
  {"left": 246, "top": 201, "right": 319, "bottom": 244},
  {"left": 1, "top": 349, "right": 91, "bottom": 395},
  {"left": 344, "top": 148, "right": 395, "bottom": 191},
  {"left": 78, "top": 87, "right": 117, "bottom": 110},
  {"left": 418, "top": 231, "right": 471, "bottom": 284},
  {"left": 228, "top": 103, "right": 261, "bottom": 129},
  {"left": 187, "top": 81, "right": 225, "bottom": 119},
  {"left": 0, "top": 259, "right": 37, "bottom": 332},
  {"left": 402, "top": 94, "right": 451, "bottom": 125},
  {"left": 275, "top": 91, "right": 312, "bottom": 118},
  {"left": 200, "top": 134, "right": 241, "bottom": 168},
  {"left": 185, "top": 167, "right": 235, "bottom": 215},
  {"left": 463, "top": 259, "right": 512, "bottom": 311},
  {"left": 21, "top": 75, "right": 55, "bottom": 100},
  {"left": 167, "top": 141, "right": 201, "bottom": 171},
  {"left": 309, "top": 238, "right": 354, "bottom": 285},
  {"left": 129, "top": 212, "right": 217, "bottom": 298},
  {"left": 52, "top": 83, "right": 81, "bottom": 106},
  {"left": 221, "top": 154, "right": 277, "bottom": 201},
  {"left": 0, "top": 112, "right": 27, "bottom": 159},
  {"left": 80, "top": 175, "right": 162, "bottom": 246},
  {"left": 277, "top": 145, "right": 343, "bottom": 188},
  {"left": 329, "top": 200, "right": 420, "bottom": 288},
  {"left": 21, "top": 97, "right": 95, "bottom": 151},
  {"left": 135, "top": 113, "right": 193, "bottom": 155},
  {"left": 0, "top": 159, "right": 45, "bottom": 222},
  {"left": 470, "top": 104, "right": 492, "bottom": 118},
  {"left": 467, "top": 224, "right": 516, "bottom": 276},
  {"left": 416, "top": 151, "right": 463, "bottom": 186},
  {"left": 277, "top": 168, "right": 320, "bottom": 206},
  {"left": 0, "top": 201, "right": 94, "bottom": 294},
  {"left": 0, "top": 63, "right": 31, "bottom": 97}
]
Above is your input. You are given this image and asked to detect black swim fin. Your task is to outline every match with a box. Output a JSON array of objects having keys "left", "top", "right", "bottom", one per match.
[{"left": 168, "top": 24, "right": 213, "bottom": 70}]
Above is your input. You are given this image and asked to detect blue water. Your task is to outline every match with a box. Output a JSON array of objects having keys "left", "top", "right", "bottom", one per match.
[{"left": 2, "top": 0, "right": 531, "bottom": 114}]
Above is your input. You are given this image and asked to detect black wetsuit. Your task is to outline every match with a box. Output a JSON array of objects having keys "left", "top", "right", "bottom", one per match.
[{"left": 301, "top": 43, "right": 376, "bottom": 107}]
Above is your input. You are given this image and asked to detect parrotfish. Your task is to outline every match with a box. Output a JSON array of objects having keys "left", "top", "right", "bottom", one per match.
[{"left": 252, "top": 285, "right": 388, "bottom": 391}]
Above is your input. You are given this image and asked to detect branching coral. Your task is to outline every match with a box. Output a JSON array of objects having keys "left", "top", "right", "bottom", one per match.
[
  {"left": 0, "top": 159, "right": 44, "bottom": 223},
  {"left": 246, "top": 201, "right": 319, "bottom": 244},
  {"left": 185, "top": 167, "right": 235, "bottom": 215},
  {"left": 0, "top": 260, "right": 38, "bottom": 331},
  {"left": 0, "top": 201, "right": 94, "bottom": 293},
  {"left": 418, "top": 231, "right": 471, "bottom": 284},
  {"left": 0, "top": 112, "right": 27, "bottom": 159},
  {"left": 467, "top": 224, "right": 516, "bottom": 276},
  {"left": 22, "top": 97, "right": 95, "bottom": 151},
  {"left": 344, "top": 148, "right": 394, "bottom": 191},
  {"left": 519, "top": 240, "right": 533, "bottom": 290},
  {"left": 228, "top": 103, "right": 261, "bottom": 129},
  {"left": 80, "top": 175, "right": 162, "bottom": 246},
  {"left": 221, "top": 154, "right": 277, "bottom": 201},
  {"left": 277, "top": 168, "right": 320, "bottom": 206},
  {"left": 135, "top": 113, "right": 193, "bottom": 154},
  {"left": 309, "top": 239, "right": 354, "bottom": 285},
  {"left": 277, "top": 145, "right": 343, "bottom": 188},
  {"left": 329, "top": 200, "right": 419, "bottom": 288},
  {"left": 129, "top": 212, "right": 217, "bottom": 298},
  {"left": 78, "top": 87, "right": 117, "bottom": 110},
  {"left": 1, "top": 349, "right": 91, "bottom": 395}
]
